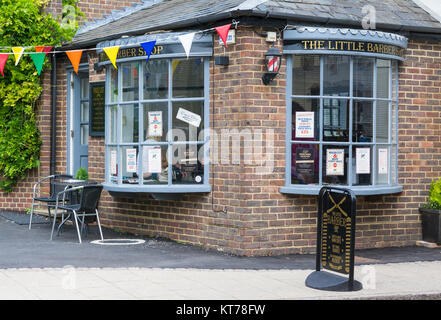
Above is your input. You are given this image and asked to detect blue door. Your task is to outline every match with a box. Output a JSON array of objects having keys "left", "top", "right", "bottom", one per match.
[{"left": 73, "top": 71, "right": 89, "bottom": 174}]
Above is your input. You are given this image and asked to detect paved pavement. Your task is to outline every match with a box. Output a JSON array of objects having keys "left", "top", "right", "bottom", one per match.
[{"left": 1, "top": 214, "right": 441, "bottom": 301}]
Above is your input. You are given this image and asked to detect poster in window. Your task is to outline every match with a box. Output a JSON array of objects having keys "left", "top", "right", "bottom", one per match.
[
  {"left": 356, "top": 148, "right": 370, "bottom": 174},
  {"left": 148, "top": 111, "right": 162, "bottom": 137},
  {"left": 126, "top": 148, "right": 137, "bottom": 173},
  {"left": 295, "top": 147, "right": 314, "bottom": 175},
  {"left": 176, "top": 107, "right": 201, "bottom": 127},
  {"left": 378, "top": 148, "right": 388, "bottom": 174},
  {"left": 143, "top": 146, "right": 162, "bottom": 174},
  {"left": 110, "top": 150, "right": 117, "bottom": 176},
  {"left": 326, "top": 149, "right": 344, "bottom": 176},
  {"left": 295, "top": 112, "right": 314, "bottom": 138}
]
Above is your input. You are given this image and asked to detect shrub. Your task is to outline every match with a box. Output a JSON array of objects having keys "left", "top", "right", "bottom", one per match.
[{"left": 424, "top": 178, "right": 441, "bottom": 210}]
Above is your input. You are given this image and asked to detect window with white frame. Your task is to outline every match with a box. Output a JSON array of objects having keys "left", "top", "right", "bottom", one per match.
[
  {"left": 105, "top": 57, "right": 209, "bottom": 191},
  {"left": 286, "top": 54, "right": 399, "bottom": 194}
]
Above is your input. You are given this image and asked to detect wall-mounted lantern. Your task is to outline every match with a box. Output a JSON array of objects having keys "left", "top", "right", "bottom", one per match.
[{"left": 262, "top": 46, "right": 282, "bottom": 85}]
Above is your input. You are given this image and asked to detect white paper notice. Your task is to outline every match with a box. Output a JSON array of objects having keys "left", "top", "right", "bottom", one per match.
[
  {"left": 111, "top": 150, "right": 117, "bottom": 175},
  {"left": 295, "top": 112, "right": 314, "bottom": 138},
  {"left": 356, "top": 148, "right": 370, "bottom": 174},
  {"left": 326, "top": 149, "right": 344, "bottom": 176},
  {"left": 176, "top": 108, "right": 201, "bottom": 127},
  {"left": 378, "top": 148, "right": 388, "bottom": 174},
  {"left": 148, "top": 111, "right": 162, "bottom": 137},
  {"left": 126, "top": 148, "right": 137, "bottom": 173},
  {"left": 143, "top": 146, "right": 162, "bottom": 173}
]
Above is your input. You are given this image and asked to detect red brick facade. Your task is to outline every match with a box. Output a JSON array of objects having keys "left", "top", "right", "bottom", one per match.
[{"left": 1, "top": 0, "right": 441, "bottom": 256}]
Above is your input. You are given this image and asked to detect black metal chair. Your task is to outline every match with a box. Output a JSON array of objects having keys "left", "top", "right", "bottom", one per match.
[
  {"left": 29, "top": 174, "right": 73, "bottom": 230},
  {"left": 51, "top": 185, "right": 104, "bottom": 243}
]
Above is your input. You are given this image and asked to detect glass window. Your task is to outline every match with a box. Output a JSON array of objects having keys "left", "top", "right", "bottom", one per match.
[
  {"left": 105, "top": 57, "right": 208, "bottom": 190},
  {"left": 290, "top": 54, "right": 399, "bottom": 192}
]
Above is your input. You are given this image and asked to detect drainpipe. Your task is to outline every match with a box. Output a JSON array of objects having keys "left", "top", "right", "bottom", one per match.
[{"left": 50, "top": 52, "right": 56, "bottom": 176}]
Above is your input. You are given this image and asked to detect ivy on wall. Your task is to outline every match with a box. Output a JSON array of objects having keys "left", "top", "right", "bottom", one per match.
[{"left": 0, "top": 0, "right": 82, "bottom": 192}]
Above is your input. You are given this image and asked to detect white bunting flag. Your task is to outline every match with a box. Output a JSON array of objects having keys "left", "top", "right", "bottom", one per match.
[{"left": 178, "top": 32, "right": 195, "bottom": 58}]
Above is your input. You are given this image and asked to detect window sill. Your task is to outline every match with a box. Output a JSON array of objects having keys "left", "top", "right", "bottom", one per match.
[
  {"left": 280, "top": 185, "right": 403, "bottom": 196},
  {"left": 103, "top": 183, "right": 211, "bottom": 194}
]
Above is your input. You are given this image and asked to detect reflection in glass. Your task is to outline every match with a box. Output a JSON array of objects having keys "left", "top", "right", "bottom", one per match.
[
  {"left": 353, "top": 146, "right": 372, "bottom": 186},
  {"left": 323, "top": 99, "right": 349, "bottom": 142},
  {"left": 172, "top": 58, "right": 204, "bottom": 98},
  {"left": 292, "top": 55, "right": 320, "bottom": 96},
  {"left": 121, "top": 62, "right": 139, "bottom": 101},
  {"left": 391, "top": 102, "right": 398, "bottom": 143},
  {"left": 80, "top": 76, "right": 89, "bottom": 99},
  {"left": 109, "top": 106, "right": 117, "bottom": 143},
  {"left": 353, "top": 101, "right": 373, "bottom": 142},
  {"left": 121, "top": 104, "right": 139, "bottom": 143},
  {"left": 376, "top": 146, "right": 390, "bottom": 185},
  {"left": 292, "top": 98, "right": 319, "bottom": 141},
  {"left": 377, "top": 59, "right": 390, "bottom": 99},
  {"left": 110, "top": 68, "right": 118, "bottom": 102},
  {"left": 353, "top": 57, "right": 374, "bottom": 97},
  {"left": 81, "top": 125, "right": 88, "bottom": 145},
  {"left": 81, "top": 102, "right": 89, "bottom": 122},
  {"left": 172, "top": 144, "right": 204, "bottom": 184},
  {"left": 323, "top": 56, "right": 350, "bottom": 96},
  {"left": 323, "top": 145, "right": 348, "bottom": 185},
  {"left": 144, "top": 59, "right": 168, "bottom": 100},
  {"left": 172, "top": 101, "right": 204, "bottom": 142},
  {"left": 143, "top": 102, "right": 168, "bottom": 142},
  {"left": 121, "top": 146, "right": 139, "bottom": 184},
  {"left": 376, "top": 101, "right": 389, "bottom": 143},
  {"left": 291, "top": 144, "right": 319, "bottom": 185},
  {"left": 142, "top": 145, "right": 168, "bottom": 185}
]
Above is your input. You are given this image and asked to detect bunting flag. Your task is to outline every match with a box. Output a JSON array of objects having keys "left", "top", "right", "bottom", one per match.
[
  {"left": 103, "top": 46, "right": 120, "bottom": 69},
  {"left": 140, "top": 41, "right": 156, "bottom": 63},
  {"left": 0, "top": 54, "right": 9, "bottom": 77},
  {"left": 178, "top": 32, "right": 195, "bottom": 58},
  {"left": 35, "top": 46, "right": 53, "bottom": 56},
  {"left": 215, "top": 24, "right": 232, "bottom": 47},
  {"left": 11, "top": 47, "right": 24, "bottom": 66},
  {"left": 29, "top": 52, "right": 46, "bottom": 75},
  {"left": 66, "top": 50, "right": 83, "bottom": 74}
]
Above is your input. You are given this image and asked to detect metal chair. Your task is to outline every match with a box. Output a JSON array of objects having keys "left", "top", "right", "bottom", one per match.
[
  {"left": 51, "top": 185, "right": 104, "bottom": 243},
  {"left": 29, "top": 174, "right": 73, "bottom": 229}
]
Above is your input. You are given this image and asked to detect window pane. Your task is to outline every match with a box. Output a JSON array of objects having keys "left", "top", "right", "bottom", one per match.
[
  {"left": 80, "top": 125, "right": 88, "bottom": 145},
  {"left": 172, "top": 101, "right": 204, "bottom": 142},
  {"left": 121, "top": 104, "right": 139, "bottom": 143},
  {"left": 144, "top": 59, "right": 168, "bottom": 100},
  {"left": 392, "top": 144, "right": 397, "bottom": 184},
  {"left": 121, "top": 62, "right": 139, "bottom": 101},
  {"left": 172, "top": 58, "right": 204, "bottom": 98},
  {"left": 81, "top": 102, "right": 89, "bottom": 122},
  {"left": 376, "top": 101, "right": 389, "bottom": 143},
  {"left": 377, "top": 59, "right": 390, "bottom": 99},
  {"left": 108, "top": 147, "right": 119, "bottom": 184},
  {"left": 391, "top": 102, "right": 398, "bottom": 143},
  {"left": 142, "top": 145, "right": 168, "bottom": 185},
  {"left": 121, "top": 146, "right": 139, "bottom": 184},
  {"left": 143, "top": 102, "right": 168, "bottom": 142},
  {"left": 292, "top": 55, "right": 320, "bottom": 96},
  {"left": 109, "top": 106, "right": 117, "bottom": 143},
  {"left": 81, "top": 77, "right": 89, "bottom": 99},
  {"left": 392, "top": 60, "right": 398, "bottom": 100},
  {"left": 110, "top": 68, "right": 118, "bottom": 103},
  {"left": 172, "top": 144, "right": 204, "bottom": 184},
  {"left": 376, "top": 145, "right": 390, "bottom": 185},
  {"left": 353, "top": 100, "right": 373, "bottom": 142},
  {"left": 323, "top": 145, "right": 348, "bottom": 185},
  {"left": 323, "top": 56, "right": 350, "bottom": 96},
  {"left": 323, "top": 99, "right": 349, "bottom": 142},
  {"left": 352, "top": 146, "right": 372, "bottom": 186},
  {"left": 353, "top": 57, "right": 374, "bottom": 97},
  {"left": 291, "top": 143, "right": 319, "bottom": 185},
  {"left": 292, "top": 98, "right": 319, "bottom": 141}
]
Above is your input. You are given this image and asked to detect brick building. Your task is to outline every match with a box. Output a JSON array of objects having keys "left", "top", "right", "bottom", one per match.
[{"left": 7, "top": 0, "right": 441, "bottom": 256}]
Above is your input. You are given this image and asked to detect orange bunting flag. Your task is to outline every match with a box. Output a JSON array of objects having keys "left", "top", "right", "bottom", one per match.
[
  {"left": 215, "top": 24, "right": 232, "bottom": 47},
  {"left": 103, "top": 46, "right": 120, "bottom": 69},
  {"left": 66, "top": 50, "right": 83, "bottom": 74},
  {"left": 0, "top": 53, "right": 9, "bottom": 77}
]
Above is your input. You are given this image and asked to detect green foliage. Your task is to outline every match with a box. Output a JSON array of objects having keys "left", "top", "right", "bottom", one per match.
[
  {"left": 75, "top": 167, "right": 88, "bottom": 181},
  {"left": 0, "top": 0, "right": 81, "bottom": 192},
  {"left": 424, "top": 178, "right": 441, "bottom": 210}
]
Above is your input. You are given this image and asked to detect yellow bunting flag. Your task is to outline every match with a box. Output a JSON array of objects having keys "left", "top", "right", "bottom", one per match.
[
  {"left": 66, "top": 50, "right": 83, "bottom": 74},
  {"left": 11, "top": 47, "right": 24, "bottom": 66},
  {"left": 103, "top": 46, "right": 120, "bottom": 69}
]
